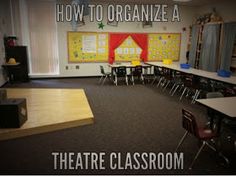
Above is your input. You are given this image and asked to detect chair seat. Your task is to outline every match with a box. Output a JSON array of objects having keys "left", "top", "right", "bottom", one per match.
[{"left": 198, "top": 127, "right": 218, "bottom": 140}]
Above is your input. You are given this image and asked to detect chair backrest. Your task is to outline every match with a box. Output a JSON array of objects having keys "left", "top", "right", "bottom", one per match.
[
  {"left": 206, "top": 92, "right": 224, "bottom": 99},
  {"left": 100, "top": 65, "right": 105, "bottom": 74},
  {"left": 154, "top": 66, "right": 161, "bottom": 76},
  {"left": 181, "top": 74, "right": 200, "bottom": 87},
  {"left": 115, "top": 66, "right": 127, "bottom": 77},
  {"left": 132, "top": 66, "right": 143, "bottom": 76},
  {"left": 182, "top": 109, "right": 199, "bottom": 137}
]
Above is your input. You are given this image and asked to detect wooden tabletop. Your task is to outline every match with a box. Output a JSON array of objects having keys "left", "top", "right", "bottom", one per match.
[
  {"left": 196, "top": 97, "right": 236, "bottom": 118},
  {"left": 0, "top": 88, "right": 94, "bottom": 141}
]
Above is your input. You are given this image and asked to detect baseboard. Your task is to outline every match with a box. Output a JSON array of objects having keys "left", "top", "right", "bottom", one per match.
[{"left": 30, "top": 76, "right": 100, "bottom": 80}]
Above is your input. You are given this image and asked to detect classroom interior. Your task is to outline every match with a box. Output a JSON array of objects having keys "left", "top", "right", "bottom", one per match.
[{"left": 0, "top": 0, "right": 236, "bottom": 174}]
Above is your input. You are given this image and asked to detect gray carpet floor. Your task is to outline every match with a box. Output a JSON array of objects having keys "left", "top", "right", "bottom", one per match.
[{"left": 0, "top": 78, "right": 235, "bottom": 175}]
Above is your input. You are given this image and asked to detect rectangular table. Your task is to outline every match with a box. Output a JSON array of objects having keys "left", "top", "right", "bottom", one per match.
[
  {"left": 196, "top": 97, "right": 236, "bottom": 118},
  {"left": 145, "top": 62, "right": 236, "bottom": 85},
  {"left": 108, "top": 63, "right": 150, "bottom": 68},
  {"left": 196, "top": 97, "right": 236, "bottom": 134},
  {"left": 0, "top": 88, "right": 94, "bottom": 141},
  {"left": 196, "top": 97, "right": 236, "bottom": 164}
]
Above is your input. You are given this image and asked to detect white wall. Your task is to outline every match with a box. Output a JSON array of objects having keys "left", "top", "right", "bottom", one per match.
[
  {"left": 17, "top": 0, "right": 236, "bottom": 78},
  {"left": 196, "top": 0, "right": 236, "bottom": 22},
  {"left": 0, "top": 0, "right": 13, "bottom": 86},
  {"left": 57, "top": 2, "right": 196, "bottom": 77}
]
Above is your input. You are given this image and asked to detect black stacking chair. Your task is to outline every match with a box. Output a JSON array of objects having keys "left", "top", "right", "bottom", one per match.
[
  {"left": 99, "top": 65, "right": 111, "bottom": 85},
  {"left": 179, "top": 74, "right": 201, "bottom": 103},
  {"left": 161, "top": 67, "right": 173, "bottom": 91},
  {"left": 169, "top": 71, "right": 183, "bottom": 96},
  {"left": 130, "top": 66, "right": 144, "bottom": 85},
  {"left": 114, "top": 66, "right": 128, "bottom": 86},
  {"left": 176, "top": 109, "right": 219, "bottom": 169},
  {"left": 152, "top": 66, "right": 163, "bottom": 85},
  {"left": 155, "top": 67, "right": 166, "bottom": 88}
]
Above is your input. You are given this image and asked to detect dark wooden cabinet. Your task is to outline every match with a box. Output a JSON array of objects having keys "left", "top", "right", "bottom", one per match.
[{"left": 5, "top": 46, "right": 29, "bottom": 82}]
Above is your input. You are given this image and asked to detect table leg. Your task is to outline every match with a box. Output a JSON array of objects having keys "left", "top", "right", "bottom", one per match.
[{"left": 209, "top": 115, "right": 230, "bottom": 166}]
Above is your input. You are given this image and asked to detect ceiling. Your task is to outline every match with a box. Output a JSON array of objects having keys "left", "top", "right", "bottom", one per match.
[{"left": 93, "top": 0, "right": 235, "bottom": 6}]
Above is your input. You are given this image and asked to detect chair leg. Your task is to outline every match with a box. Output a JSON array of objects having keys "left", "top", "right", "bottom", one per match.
[
  {"left": 205, "top": 141, "right": 217, "bottom": 152},
  {"left": 102, "top": 75, "right": 107, "bottom": 85},
  {"left": 191, "top": 90, "right": 198, "bottom": 104},
  {"left": 99, "top": 75, "right": 104, "bottom": 84},
  {"left": 191, "top": 90, "right": 201, "bottom": 104},
  {"left": 189, "top": 141, "right": 206, "bottom": 170},
  {"left": 180, "top": 87, "right": 187, "bottom": 100},
  {"left": 185, "top": 89, "right": 190, "bottom": 97},
  {"left": 175, "top": 131, "right": 188, "bottom": 152},
  {"left": 171, "top": 85, "right": 180, "bottom": 96},
  {"left": 141, "top": 75, "right": 144, "bottom": 84},
  {"left": 115, "top": 76, "right": 118, "bottom": 86},
  {"left": 151, "top": 77, "right": 157, "bottom": 85},
  {"left": 126, "top": 76, "right": 129, "bottom": 85},
  {"left": 161, "top": 79, "right": 167, "bottom": 88},
  {"left": 169, "top": 83, "right": 176, "bottom": 94},
  {"left": 132, "top": 75, "right": 134, "bottom": 85},
  {"left": 179, "top": 84, "right": 184, "bottom": 92},
  {"left": 207, "top": 140, "right": 230, "bottom": 165},
  {"left": 163, "top": 80, "right": 170, "bottom": 91},
  {"left": 157, "top": 77, "right": 163, "bottom": 88}
]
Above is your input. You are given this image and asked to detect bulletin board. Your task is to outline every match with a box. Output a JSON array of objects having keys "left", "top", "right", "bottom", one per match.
[
  {"left": 67, "top": 32, "right": 181, "bottom": 62},
  {"left": 115, "top": 36, "right": 142, "bottom": 62},
  {"left": 67, "top": 32, "right": 109, "bottom": 62},
  {"left": 148, "top": 33, "right": 181, "bottom": 61}
]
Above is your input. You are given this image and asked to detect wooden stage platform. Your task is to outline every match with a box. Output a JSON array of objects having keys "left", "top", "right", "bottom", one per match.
[{"left": 0, "top": 88, "right": 94, "bottom": 141}]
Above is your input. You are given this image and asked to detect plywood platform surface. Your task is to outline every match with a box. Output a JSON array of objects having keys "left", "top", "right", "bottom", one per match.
[{"left": 0, "top": 88, "right": 94, "bottom": 141}]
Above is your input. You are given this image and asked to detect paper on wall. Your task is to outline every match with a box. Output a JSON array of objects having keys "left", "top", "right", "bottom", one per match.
[{"left": 82, "top": 35, "right": 97, "bottom": 53}]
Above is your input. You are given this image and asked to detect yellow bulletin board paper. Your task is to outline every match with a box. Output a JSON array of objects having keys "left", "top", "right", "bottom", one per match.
[
  {"left": 67, "top": 32, "right": 181, "bottom": 63},
  {"left": 67, "top": 32, "right": 109, "bottom": 62},
  {"left": 148, "top": 33, "right": 181, "bottom": 61}
]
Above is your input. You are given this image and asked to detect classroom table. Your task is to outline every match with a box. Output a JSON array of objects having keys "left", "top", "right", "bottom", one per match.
[
  {"left": 196, "top": 97, "right": 236, "bottom": 118},
  {"left": 108, "top": 63, "right": 150, "bottom": 69},
  {"left": 196, "top": 97, "right": 236, "bottom": 134},
  {"left": 145, "top": 62, "right": 236, "bottom": 85}
]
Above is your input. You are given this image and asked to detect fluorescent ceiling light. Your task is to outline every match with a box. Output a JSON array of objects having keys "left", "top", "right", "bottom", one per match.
[{"left": 173, "top": 0, "right": 192, "bottom": 2}]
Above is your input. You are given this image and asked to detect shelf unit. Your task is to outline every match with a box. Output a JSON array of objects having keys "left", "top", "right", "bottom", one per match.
[
  {"left": 188, "top": 22, "right": 223, "bottom": 69},
  {"left": 195, "top": 24, "right": 204, "bottom": 69}
]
